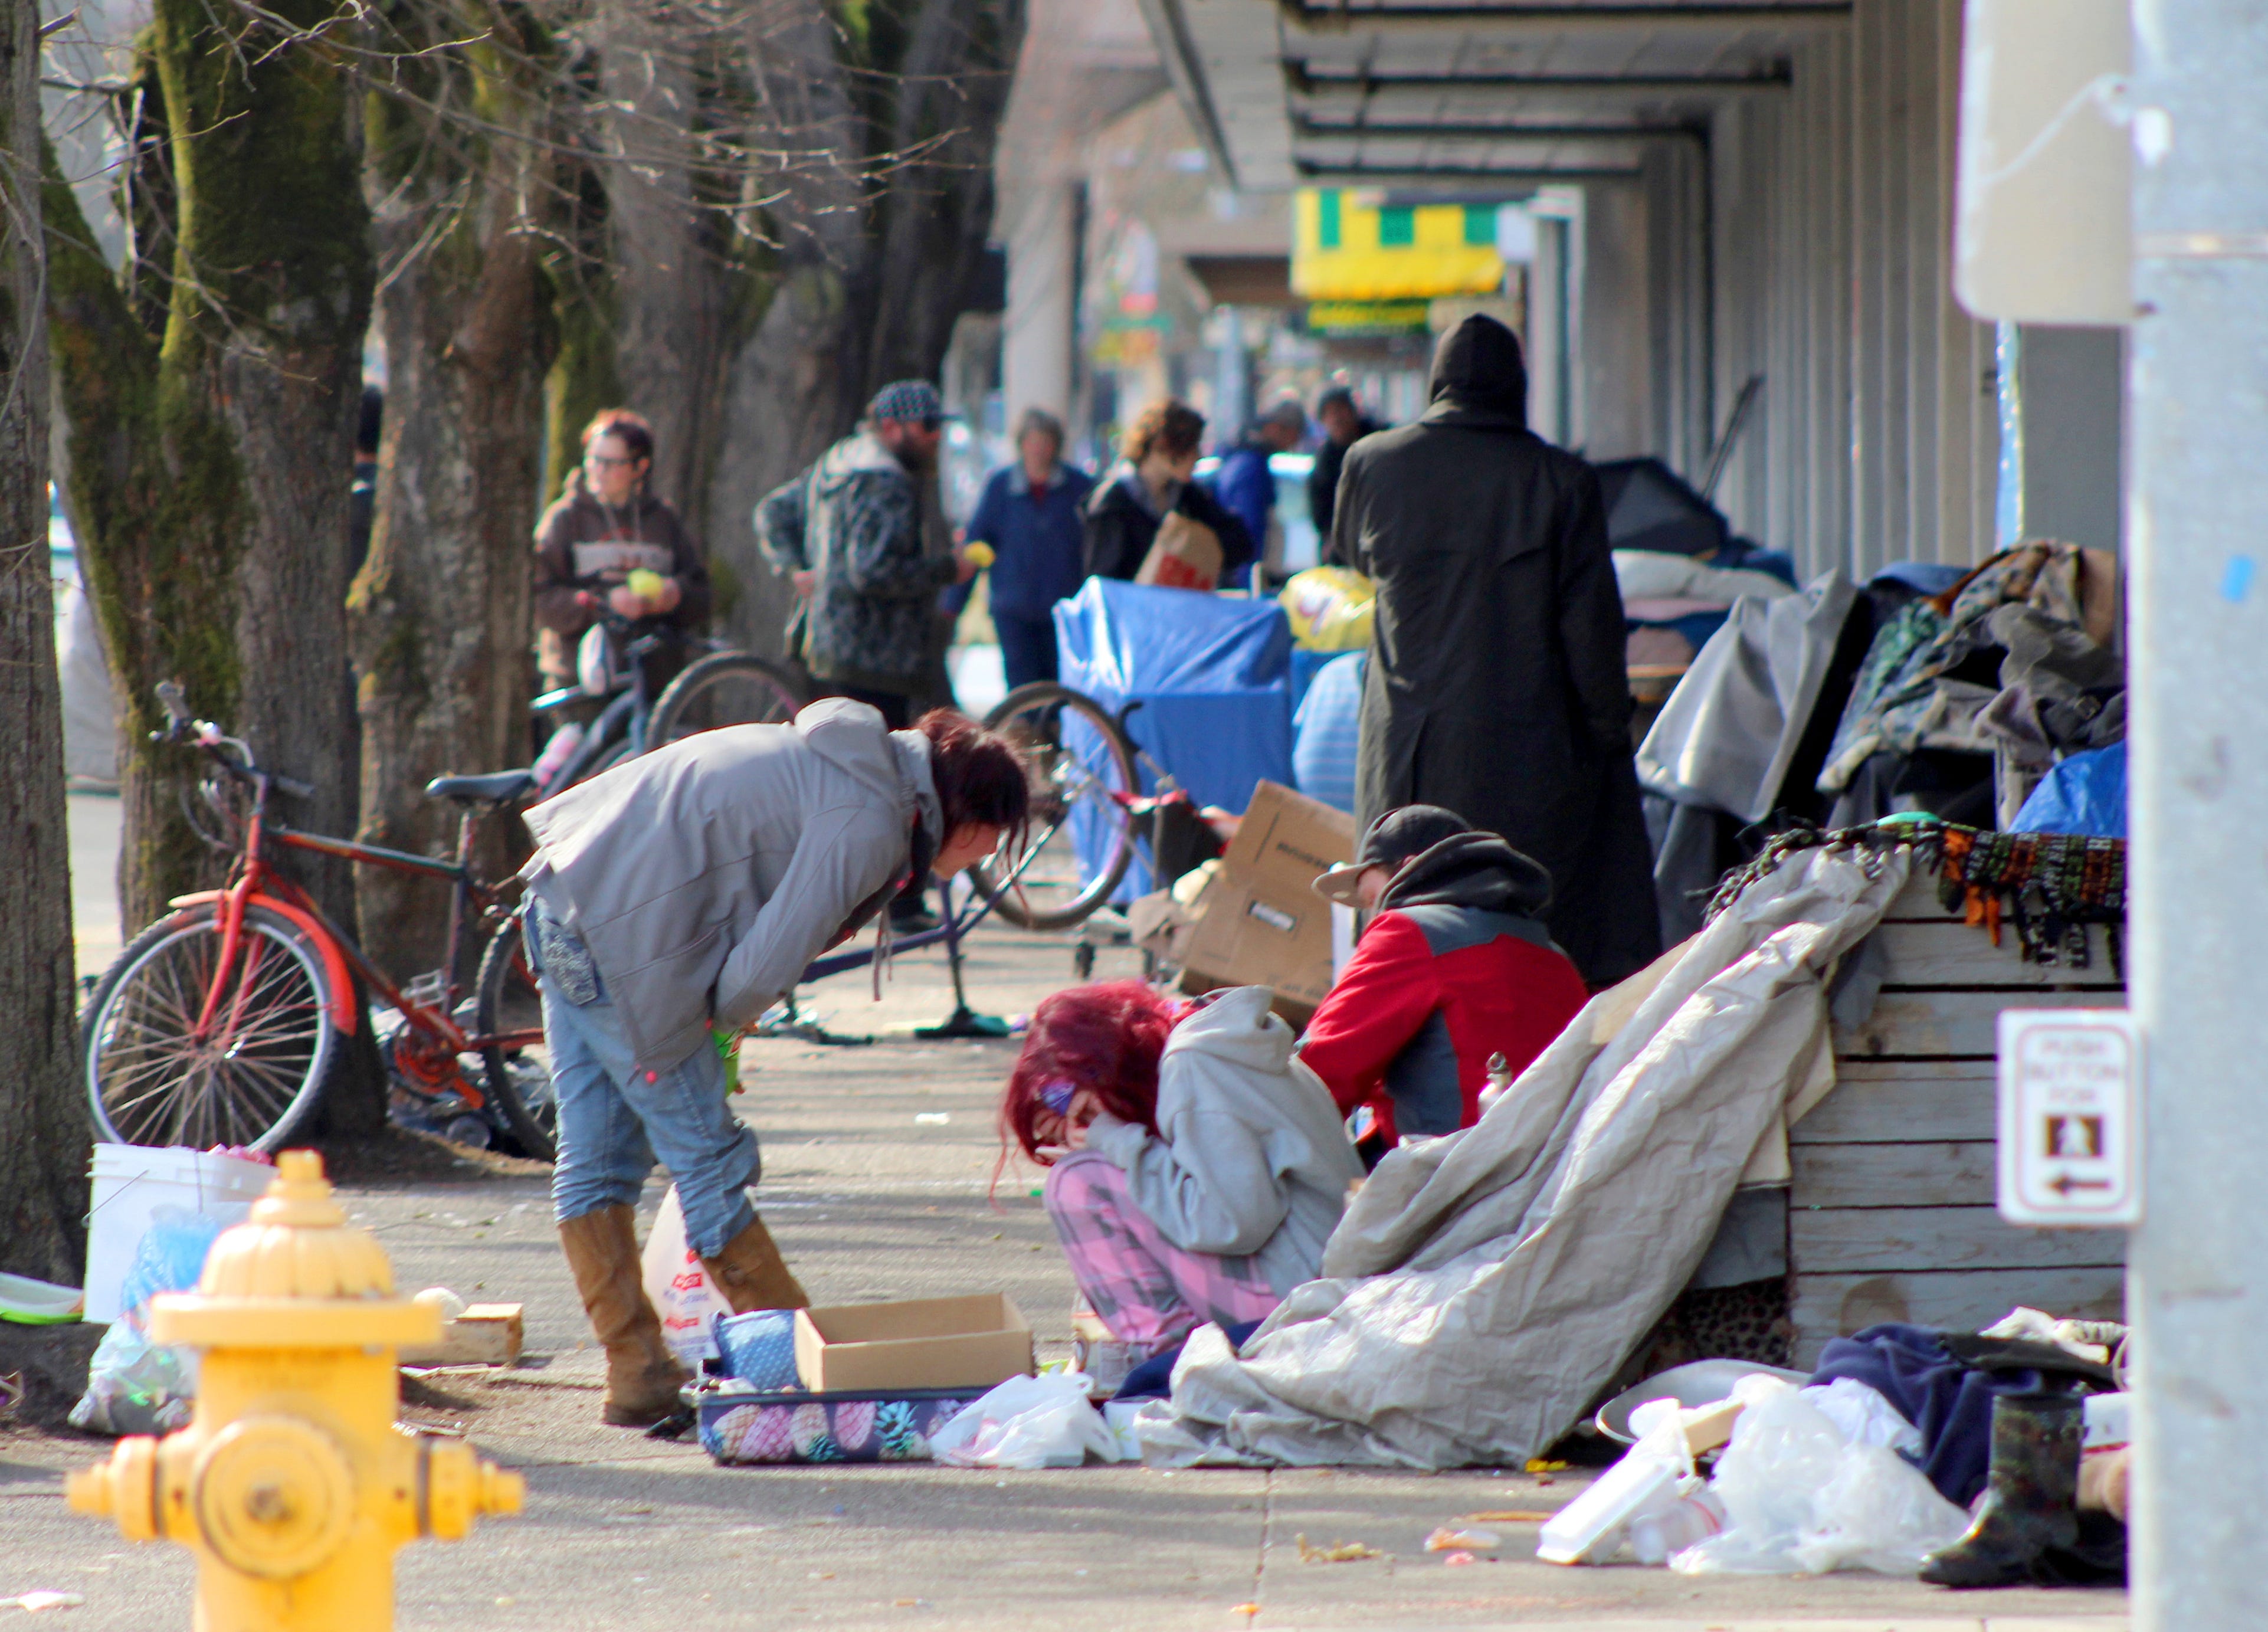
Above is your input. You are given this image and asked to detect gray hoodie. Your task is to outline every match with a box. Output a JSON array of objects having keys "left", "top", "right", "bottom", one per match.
[
  {"left": 521, "top": 699, "right": 942, "bottom": 1070},
  {"left": 1086, "top": 987, "right": 1364, "bottom": 1296}
]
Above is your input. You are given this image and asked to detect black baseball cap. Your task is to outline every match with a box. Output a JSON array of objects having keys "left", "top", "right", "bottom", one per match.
[{"left": 1312, "top": 805, "right": 1472, "bottom": 905}]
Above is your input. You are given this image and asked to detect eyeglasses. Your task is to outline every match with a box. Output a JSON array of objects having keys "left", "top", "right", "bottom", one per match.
[
  {"left": 918, "top": 417, "right": 942, "bottom": 433},
  {"left": 584, "top": 453, "right": 637, "bottom": 469}
]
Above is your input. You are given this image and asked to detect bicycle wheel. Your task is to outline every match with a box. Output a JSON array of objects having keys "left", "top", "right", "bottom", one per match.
[
  {"left": 84, "top": 903, "right": 337, "bottom": 1151},
  {"left": 474, "top": 915, "right": 557, "bottom": 1162},
  {"left": 647, "top": 651, "right": 806, "bottom": 748},
  {"left": 972, "top": 682, "right": 1142, "bottom": 931}
]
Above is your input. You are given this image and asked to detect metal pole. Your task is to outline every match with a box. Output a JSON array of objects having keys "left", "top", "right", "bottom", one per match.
[{"left": 2126, "top": 2, "right": 2268, "bottom": 1623}]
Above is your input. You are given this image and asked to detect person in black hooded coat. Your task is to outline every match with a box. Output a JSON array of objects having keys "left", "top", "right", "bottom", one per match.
[{"left": 1330, "top": 314, "right": 1661, "bottom": 988}]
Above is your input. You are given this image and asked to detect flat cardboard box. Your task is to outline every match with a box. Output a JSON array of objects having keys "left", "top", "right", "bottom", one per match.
[
  {"left": 1178, "top": 781, "right": 1355, "bottom": 1020},
  {"left": 398, "top": 1303, "right": 525, "bottom": 1368},
  {"left": 793, "top": 1293, "right": 1034, "bottom": 1393}
]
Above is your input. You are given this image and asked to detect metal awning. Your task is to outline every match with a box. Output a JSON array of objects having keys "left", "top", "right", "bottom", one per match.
[{"left": 1136, "top": 0, "right": 1847, "bottom": 190}]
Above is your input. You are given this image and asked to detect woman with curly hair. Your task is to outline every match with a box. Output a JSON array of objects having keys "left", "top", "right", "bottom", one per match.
[
  {"left": 1081, "top": 398, "right": 1257, "bottom": 585},
  {"left": 999, "top": 982, "right": 1361, "bottom": 1351}
]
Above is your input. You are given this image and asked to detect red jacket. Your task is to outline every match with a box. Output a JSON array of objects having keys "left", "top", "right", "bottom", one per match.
[{"left": 1298, "top": 834, "right": 1589, "bottom": 1147}]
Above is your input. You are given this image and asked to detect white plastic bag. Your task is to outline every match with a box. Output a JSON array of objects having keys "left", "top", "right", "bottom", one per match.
[
  {"left": 1802, "top": 1377, "right": 1923, "bottom": 1454},
  {"left": 929, "top": 1374, "right": 1124, "bottom": 1470},
  {"left": 639, "top": 1187, "right": 729, "bottom": 1367},
  {"left": 1669, "top": 1377, "right": 1969, "bottom": 1578}
]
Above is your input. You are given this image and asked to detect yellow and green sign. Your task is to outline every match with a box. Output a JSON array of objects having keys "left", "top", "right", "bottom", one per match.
[
  {"left": 1306, "top": 300, "right": 1431, "bottom": 335},
  {"left": 1293, "top": 190, "right": 1509, "bottom": 302}
]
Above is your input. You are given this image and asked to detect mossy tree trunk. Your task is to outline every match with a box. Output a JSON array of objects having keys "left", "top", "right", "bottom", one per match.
[
  {"left": 593, "top": 0, "right": 733, "bottom": 524},
  {"left": 46, "top": 0, "right": 385, "bottom": 1133},
  {"left": 349, "top": 8, "right": 554, "bottom": 981},
  {"left": 0, "top": 0, "right": 91, "bottom": 1282}
]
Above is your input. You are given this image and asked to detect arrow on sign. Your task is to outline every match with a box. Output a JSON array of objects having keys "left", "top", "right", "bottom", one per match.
[{"left": 2050, "top": 1174, "right": 2115, "bottom": 1196}]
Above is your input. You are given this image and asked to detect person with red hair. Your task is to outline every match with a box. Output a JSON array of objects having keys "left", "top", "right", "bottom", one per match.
[{"left": 1001, "top": 982, "right": 1361, "bottom": 1352}]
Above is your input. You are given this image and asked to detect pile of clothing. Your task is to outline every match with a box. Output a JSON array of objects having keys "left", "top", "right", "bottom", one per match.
[
  {"left": 1637, "top": 541, "right": 2127, "bottom": 945},
  {"left": 1817, "top": 541, "right": 2123, "bottom": 830}
]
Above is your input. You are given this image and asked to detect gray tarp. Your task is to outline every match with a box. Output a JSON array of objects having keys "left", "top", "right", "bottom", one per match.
[
  {"left": 1138, "top": 841, "right": 1913, "bottom": 1470},
  {"left": 1636, "top": 570, "right": 1857, "bottom": 824}
]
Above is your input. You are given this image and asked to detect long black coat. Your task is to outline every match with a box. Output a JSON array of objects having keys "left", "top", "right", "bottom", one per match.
[{"left": 1334, "top": 316, "right": 1660, "bottom": 987}]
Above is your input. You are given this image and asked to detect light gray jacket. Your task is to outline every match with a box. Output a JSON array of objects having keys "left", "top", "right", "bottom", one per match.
[
  {"left": 521, "top": 699, "right": 941, "bottom": 1070},
  {"left": 1086, "top": 987, "right": 1364, "bottom": 1296}
]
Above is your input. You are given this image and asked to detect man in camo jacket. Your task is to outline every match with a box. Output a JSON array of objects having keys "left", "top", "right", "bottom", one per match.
[
  {"left": 757, "top": 379, "right": 981, "bottom": 928},
  {"left": 758, "top": 379, "right": 981, "bottom": 726}
]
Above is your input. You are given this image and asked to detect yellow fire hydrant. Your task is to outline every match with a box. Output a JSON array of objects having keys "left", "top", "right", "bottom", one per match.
[{"left": 68, "top": 1151, "right": 523, "bottom": 1631}]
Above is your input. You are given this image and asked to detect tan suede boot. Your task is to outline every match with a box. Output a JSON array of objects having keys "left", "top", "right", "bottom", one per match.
[
  {"left": 700, "top": 1214, "right": 811, "bottom": 1314},
  {"left": 558, "top": 1204, "right": 690, "bottom": 1426}
]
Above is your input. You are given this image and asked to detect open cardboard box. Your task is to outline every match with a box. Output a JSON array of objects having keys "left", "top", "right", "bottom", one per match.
[
  {"left": 1178, "top": 780, "right": 1356, "bottom": 1023},
  {"left": 793, "top": 1293, "right": 1035, "bottom": 1392}
]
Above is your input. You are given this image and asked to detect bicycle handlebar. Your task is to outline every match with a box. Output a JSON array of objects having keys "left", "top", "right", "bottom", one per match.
[{"left": 148, "top": 683, "right": 314, "bottom": 799}]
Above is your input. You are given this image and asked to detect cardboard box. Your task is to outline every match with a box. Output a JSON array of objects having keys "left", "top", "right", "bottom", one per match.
[
  {"left": 793, "top": 1293, "right": 1034, "bottom": 1392},
  {"left": 1178, "top": 781, "right": 1356, "bottom": 1020}
]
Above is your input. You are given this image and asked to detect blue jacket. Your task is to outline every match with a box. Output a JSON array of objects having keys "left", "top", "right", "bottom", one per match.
[
  {"left": 964, "top": 460, "right": 1094, "bottom": 620},
  {"left": 1210, "top": 441, "right": 1277, "bottom": 558}
]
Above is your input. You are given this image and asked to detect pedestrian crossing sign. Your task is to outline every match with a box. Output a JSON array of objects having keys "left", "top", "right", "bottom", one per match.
[{"left": 1997, "top": 1008, "right": 2141, "bottom": 1226}]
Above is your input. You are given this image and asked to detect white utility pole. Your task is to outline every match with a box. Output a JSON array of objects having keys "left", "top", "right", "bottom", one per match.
[{"left": 2126, "top": 1, "right": 2268, "bottom": 1623}]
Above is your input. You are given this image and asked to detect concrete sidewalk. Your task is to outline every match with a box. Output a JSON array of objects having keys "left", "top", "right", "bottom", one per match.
[{"left": 2, "top": 803, "right": 2128, "bottom": 1629}]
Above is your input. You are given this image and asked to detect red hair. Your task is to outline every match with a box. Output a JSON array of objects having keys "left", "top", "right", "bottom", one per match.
[{"left": 996, "top": 982, "right": 1182, "bottom": 1184}]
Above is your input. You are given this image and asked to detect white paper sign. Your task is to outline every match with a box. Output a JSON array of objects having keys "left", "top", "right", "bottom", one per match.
[{"left": 1997, "top": 1008, "right": 2141, "bottom": 1226}]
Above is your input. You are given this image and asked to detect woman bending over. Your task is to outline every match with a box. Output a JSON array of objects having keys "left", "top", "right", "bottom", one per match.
[{"left": 999, "top": 982, "right": 1362, "bottom": 1352}]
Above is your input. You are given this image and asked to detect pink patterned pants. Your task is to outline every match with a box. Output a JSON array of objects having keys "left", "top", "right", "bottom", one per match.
[{"left": 1041, "top": 1151, "right": 1282, "bottom": 1353}]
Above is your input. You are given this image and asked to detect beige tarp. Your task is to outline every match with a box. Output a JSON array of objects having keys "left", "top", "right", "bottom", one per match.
[{"left": 1138, "top": 841, "right": 1913, "bottom": 1469}]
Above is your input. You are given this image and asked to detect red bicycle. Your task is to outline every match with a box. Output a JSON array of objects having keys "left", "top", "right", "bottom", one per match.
[{"left": 81, "top": 684, "right": 556, "bottom": 1157}]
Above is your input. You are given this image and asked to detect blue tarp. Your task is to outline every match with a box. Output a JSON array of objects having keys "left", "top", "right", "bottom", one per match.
[
  {"left": 2011, "top": 740, "right": 2126, "bottom": 838},
  {"left": 1055, "top": 578, "right": 1294, "bottom": 896}
]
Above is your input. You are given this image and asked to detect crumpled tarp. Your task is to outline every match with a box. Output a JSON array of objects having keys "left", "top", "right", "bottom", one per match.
[
  {"left": 1637, "top": 570, "right": 1858, "bottom": 824},
  {"left": 1137, "top": 841, "right": 1913, "bottom": 1470}
]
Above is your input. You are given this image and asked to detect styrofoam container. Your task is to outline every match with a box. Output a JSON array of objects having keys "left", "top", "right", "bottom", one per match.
[{"left": 84, "top": 1145, "right": 274, "bottom": 1323}]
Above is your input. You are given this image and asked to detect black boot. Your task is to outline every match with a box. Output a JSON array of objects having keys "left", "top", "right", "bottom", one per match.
[{"left": 1920, "top": 1390, "right": 2083, "bottom": 1588}]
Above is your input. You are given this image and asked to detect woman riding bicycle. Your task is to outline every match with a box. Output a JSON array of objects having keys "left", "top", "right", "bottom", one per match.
[
  {"left": 522, "top": 699, "right": 1028, "bottom": 1427},
  {"left": 533, "top": 408, "right": 711, "bottom": 689}
]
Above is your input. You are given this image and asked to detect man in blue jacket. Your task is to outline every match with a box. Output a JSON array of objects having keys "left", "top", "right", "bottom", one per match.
[
  {"left": 1209, "top": 399, "right": 1308, "bottom": 584},
  {"left": 963, "top": 408, "right": 1093, "bottom": 690}
]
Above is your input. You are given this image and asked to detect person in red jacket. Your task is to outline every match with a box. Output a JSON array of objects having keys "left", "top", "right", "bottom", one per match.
[{"left": 1299, "top": 805, "right": 1590, "bottom": 1155}]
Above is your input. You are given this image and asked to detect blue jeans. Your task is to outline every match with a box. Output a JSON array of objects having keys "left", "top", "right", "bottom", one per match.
[
  {"left": 993, "top": 612, "right": 1060, "bottom": 692},
  {"left": 529, "top": 905, "right": 759, "bottom": 1258}
]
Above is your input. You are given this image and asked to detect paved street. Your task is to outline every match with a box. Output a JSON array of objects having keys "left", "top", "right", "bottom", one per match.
[{"left": 0, "top": 796, "right": 2129, "bottom": 1629}]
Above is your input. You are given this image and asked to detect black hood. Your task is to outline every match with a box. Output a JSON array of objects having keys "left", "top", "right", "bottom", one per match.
[
  {"left": 1381, "top": 831, "right": 1554, "bottom": 919},
  {"left": 1423, "top": 314, "right": 1529, "bottom": 428}
]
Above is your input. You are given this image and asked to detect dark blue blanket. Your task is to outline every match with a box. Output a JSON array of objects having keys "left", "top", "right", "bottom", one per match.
[{"left": 1810, "top": 1322, "right": 2046, "bottom": 1507}]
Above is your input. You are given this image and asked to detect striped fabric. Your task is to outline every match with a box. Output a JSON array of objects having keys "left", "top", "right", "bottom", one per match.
[{"left": 1292, "top": 650, "right": 1367, "bottom": 814}]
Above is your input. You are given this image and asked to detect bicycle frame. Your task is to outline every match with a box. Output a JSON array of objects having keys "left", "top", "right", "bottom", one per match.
[
  {"left": 801, "top": 830, "right": 1050, "bottom": 984},
  {"left": 532, "top": 620, "right": 707, "bottom": 788},
  {"left": 178, "top": 766, "right": 543, "bottom": 1111}
]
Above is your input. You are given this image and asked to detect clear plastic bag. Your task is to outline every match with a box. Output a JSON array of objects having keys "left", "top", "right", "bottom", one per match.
[
  {"left": 1669, "top": 1377, "right": 1969, "bottom": 1578},
  {"left": 70, "top": 1207, "right": 224, "bottom": 1436},
  {"left": 928, "top": 1374, "right": 1125, "bottom": 1470}
]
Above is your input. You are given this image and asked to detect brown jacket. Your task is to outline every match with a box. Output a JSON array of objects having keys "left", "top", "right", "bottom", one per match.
[{"left": 533, "top": 471, "right": 712, "bottom": 680}]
